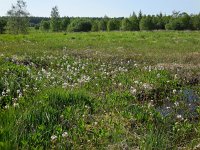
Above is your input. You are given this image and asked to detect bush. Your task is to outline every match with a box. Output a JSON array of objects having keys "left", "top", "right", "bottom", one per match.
[
  {"left": 121, "top": 18, "right": 133, "bottom": 31},
  {"left": 139, "top": 16, "right": 154, "bottom": 31},
  {"left": 0, "top": 19, "right": 7, "bottom": 34},
  {"left": 67, "top": 19, "right": 92, "bottom": 32},
  {"left": 98, "top": 19, "right": 107, "bottom": 31},
  {"left": 91, "top": 20, "right": 99, "bottom": 32},
  {"left": 107, "top": 19, "right": 120, "bottom": 31},
  {"left": 40, "top": 20, "right": 50, "bottom": 31}
]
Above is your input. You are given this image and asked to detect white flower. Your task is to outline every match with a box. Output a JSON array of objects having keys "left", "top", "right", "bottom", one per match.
[
  {"left": 143, "top": 83, "right": 152, "bottom": 90},
  {"left": 2, "top": 91, "right": 6, "bottom": 96},
  {"left": 13, "top": 103, "right": 19, "bottom": 108},
  {"left": 174, "top": 74, "right": 178, "bottom": 79},
  {"left": 173, "top": 89, "right": 177, "bottom": 94},
  {"left": 134, "top": 81, "right": 139, "bottom": 84},
  {"left": 6, "top": 89, "right": 10, "bottom": 93},
  {"left": 130, "top": 87, "right": 137, "bottom": 95},
  {"left": 157, "top": 73, "right": 161, "bottom": 78},
  {"left": 174, "top": 101, "right": 179, "bottom": 107},
  {"left": 62, "top": 132, "right": 68, "bottom": 138},
  {"left": 176, "top": 114, "right": 183, "bottom": 120},
  {"left": 5, "top": 105, "right": 9, "bottom": 109},
  {"left": 51, "top": 135, "right": 57, "bottom": 141}
]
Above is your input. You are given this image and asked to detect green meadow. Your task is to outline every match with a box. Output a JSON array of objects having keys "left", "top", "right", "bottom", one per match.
[{"left": 0, "top": 31, "right": 200, "bottom": 149}]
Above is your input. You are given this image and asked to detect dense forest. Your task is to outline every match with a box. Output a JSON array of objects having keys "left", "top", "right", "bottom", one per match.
[{"left": 1, "top": 10, "right": 200, "bottom": 33}]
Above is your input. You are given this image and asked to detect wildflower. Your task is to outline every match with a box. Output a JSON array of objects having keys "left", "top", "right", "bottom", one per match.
[
  {"left": 174, "top": 101, "right": 179, "bottom": 107},
  {"left": 51, "top": 135, "right": 57, "bottom": 142},
  {"left": 2, "top": 91, "right": 6, "bottom": 96},
  {"left": 174, "top": 74, "right": 178, "bottom": 79},
  {"left": 18, "top": 92, "right": 22, "bottom": 98},
  {"left": 6, "top": 89, "right": 10, "bottom": 93},
  {"left": 143, "top": 83, "right": 152, "bottom": 90},
  {"left": 173, "top": 89, "right": 177, "bottom": 94},
  {"left": 13, "top": 103, "right": 19, "bottom": 108},
  {"left": 62, "top": 132, "right": 68, "bottom": 138},
  {"left": 134, "top": 81, "right": 139, "bottom": 84},
  {"left": 17, "top": 90, "right": 20, "bottom": 94},
  {"left": 130, "top": 87, "right": 137, "bottom": 95},
  {"left": 5, "top": 105, "right": 9, "bottom": 109},
  {"left": 157, "top": 73, "right": 161, "bottom": 78},
  {"left": 176, "top": 114, "right": 184, "bottom": 121}
]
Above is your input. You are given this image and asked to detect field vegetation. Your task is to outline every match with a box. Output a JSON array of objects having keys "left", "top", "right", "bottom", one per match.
[
  {"left": 0, "top": 0, "right": 200, "bottom": 149},
  {"left": 0, "top": 31, "right": 200, "bottom": 149}
]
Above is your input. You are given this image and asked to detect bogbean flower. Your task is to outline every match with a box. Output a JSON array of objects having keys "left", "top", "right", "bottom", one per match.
[
  {"left": 157, "top": 73, "right": 161, "bottom": 78},
  {"left": 6, "top": 89, "right": 10, "bottom": 93},
  {"left": 130, "top": 86, "right": 137, "bottom": 95},
  {"left": 173, "top": 89, "right": 177, "bottom": 94},
  {"left": 5, "top": 105, "right": 9, "bottom": 109},
  {"left": 62, "top": 132, "right": 68, "bottom": 138},
  {"left": 176, "top": 114, "right": 184, "bottom": 121},
  {"left": 143, "top": 83, "right": 152, "bottom": 90},
  {"left": 2, "top": 91, "right": 6, "bottom": 96},
  {"left": 51, "top": 135, "right": 57, "bottom": 142},
  {"left": 174, "top": 74, "right": 178, "bottom": 79},
  {"left": 174, "top": 101, "right": 179, "bottom": 107},
  {"left": 13, "top": 103, "right": 19, "bottom": 108}
]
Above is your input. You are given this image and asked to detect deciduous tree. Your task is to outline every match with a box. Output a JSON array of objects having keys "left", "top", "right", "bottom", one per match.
[
  {"left": 6, "top": 0, "right": 30, "bottom": 34},
  {"left": 51, "top": 6, "right": 60, "bottom": 32}
]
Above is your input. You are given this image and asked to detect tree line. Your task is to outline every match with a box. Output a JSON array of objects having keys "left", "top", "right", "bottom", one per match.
[{"left": 0, "top": 0, "right": 200, "bottom": 34}]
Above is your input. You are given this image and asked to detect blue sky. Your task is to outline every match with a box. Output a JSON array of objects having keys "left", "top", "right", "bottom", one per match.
[{"left": 0, "top": 0, "right": 200, "bottom": 17}]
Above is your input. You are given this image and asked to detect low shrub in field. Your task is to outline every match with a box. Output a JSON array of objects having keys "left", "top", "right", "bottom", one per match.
[{"left": 67, "top": 19, "right": 92, "bottom": 32}]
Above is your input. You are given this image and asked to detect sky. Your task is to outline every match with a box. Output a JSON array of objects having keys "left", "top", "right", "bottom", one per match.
[{"left": 0, "top": 0, "right": 200, "bottom": 17}]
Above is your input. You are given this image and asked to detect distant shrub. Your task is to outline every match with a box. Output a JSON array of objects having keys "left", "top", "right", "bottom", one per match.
[
  {"left": 165, "top": 12, "right": 191, "bottom": 30},
  {"left": 121, "top": 18, "right": 133, "bottom": 31},
  {"left": 107, "top": 19, "right": 120, "bottom": 31},
  {"left": 67, "top": 19, "right": 92, "bottom": 32},
  {"left": 40, "top": 20, "right": 50, "bottom": 31},
  {"left": 139, "top": 16, "right": 154, "bottom": 31},
  {"left": 0, "top": 19, "right": 7, "bottom": 34},
  {"left": 98, "top": 19, "right": 107, "bottom": 31},
  {"left": 91, "top": 20, "right": 99, "bottom": 32},
  {"left": 34, "top": 24, "right": 40, "bottom": 30}
]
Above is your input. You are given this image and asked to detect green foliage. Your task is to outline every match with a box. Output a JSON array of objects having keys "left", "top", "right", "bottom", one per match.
[
  {"left": 129, "top": 16, "right": 139, "bottom": 31},
  {"left": 0, "top": 19, "right": 7, "bottom": 34},
  {"left": 192, "top": 14, "right": 200, "bottom": 30},
  {"left": 50, "top": 6, "right": 60, "bottom": 32},
  {"left": 40, "top": 20, "right": 50, "bottom": 31},
  {"left": 139, "top": 16, "right": 154, "bottom": 30},
  {"left": 98, "top": 19, "right": 107, "bottom": 31},
  {"left": 151, "top": 14, "right": 165, "bottom": 30},
  {"left": 60, "top": 17, "right": 70, "bottom": 31},
  {"left": 67, "top": 19, "right": 92, "bottom": 32},
  {"left": 34, "top": 24, "right": 40, "bottom": 30},
  {"left": 6, "top": 0, "right": 30, "bottom": 34},
  {"left": 121, "top": 18, "right": 133, "bottom": 31},
  {"left": 107, "top": 19, "right": 120, "bottom": 31},
  {"left": 91, "top": 20, "right": 99, "bottom": 32},
  {"left": 165, "top": 12, "right": 192, "bottom": 30}
]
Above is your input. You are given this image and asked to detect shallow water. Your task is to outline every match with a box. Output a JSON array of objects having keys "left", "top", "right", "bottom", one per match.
[{"left": 157, "top": 89, "right": 199, "bottom": 119}]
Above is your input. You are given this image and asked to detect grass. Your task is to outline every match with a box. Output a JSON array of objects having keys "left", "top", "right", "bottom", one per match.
[{"left": 0, "top": 30, "right": 200, "bottom": 149}]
